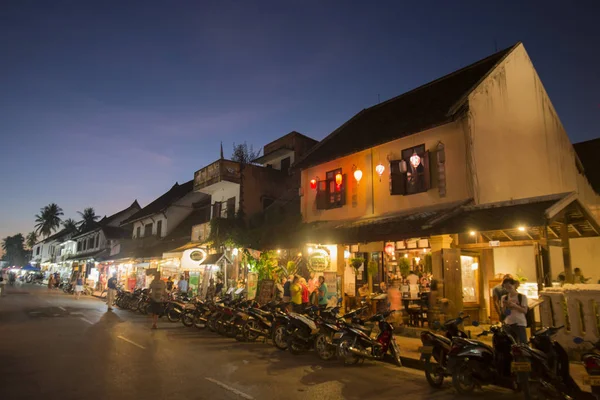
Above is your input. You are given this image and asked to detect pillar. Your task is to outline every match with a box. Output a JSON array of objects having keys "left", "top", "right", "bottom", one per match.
[
  {"left": 560, "top": 222, "right": 574, "bottom": 283},
  {"left": 336, "top": 245, "right": 345, "bottom": 310}
]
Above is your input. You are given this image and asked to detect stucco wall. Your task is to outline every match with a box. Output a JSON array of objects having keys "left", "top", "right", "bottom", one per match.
[
  {"left": 467, "top": 44, "right": 600, "bottom": 216},
  {"left": 570, "top": 237, "right": 600, "bottom": 284},
  {"left": 208, "top": 183, "right": 240, "bottom": 218},
  {"left": 492, "top": 245, "right": 537, "bottom": 282},
  {"left": 301, "top": 121, "right": 472, "bottom": 223}
]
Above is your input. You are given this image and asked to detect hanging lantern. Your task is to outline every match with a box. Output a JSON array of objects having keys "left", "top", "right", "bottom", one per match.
[
  {"left": 335, "top": 172, "right": 343, "bottom": 186},
  {"left": 310, "top": 179, "right": 317, "bottom": 190},
  {"left": 375, "top": 163, "right": 385, "bottom": 181},
  {"left": 410, "top": 151, "right": 421, "bottom": 169},
  {"left": 399, "top": 160, "right": 407, "bottom": 173},
  {"left": 384, "top": 242, "right": 395, "bottom": 256},
  {"left": 353, "top": 168, "right": 363, "bottom": 184}
]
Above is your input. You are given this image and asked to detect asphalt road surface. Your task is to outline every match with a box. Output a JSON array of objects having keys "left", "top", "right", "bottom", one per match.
[{"left": 0, "top": 285, "right": 519, "bottom": 400}]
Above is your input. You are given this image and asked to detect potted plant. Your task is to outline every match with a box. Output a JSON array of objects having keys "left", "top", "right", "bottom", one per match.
[
  {"left": 368, "top": 260, "right": 379, "bottom": 277},
  {"left": 350, "top": 257, "right": 364, "bottom": 270},
  {"left": 398, "top": 257, "right": 410, "bottom": 277}
]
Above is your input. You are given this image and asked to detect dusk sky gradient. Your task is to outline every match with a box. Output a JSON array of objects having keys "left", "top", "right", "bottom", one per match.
[{"left": 1, "top": 1, "right": 599, "bottom": 253}]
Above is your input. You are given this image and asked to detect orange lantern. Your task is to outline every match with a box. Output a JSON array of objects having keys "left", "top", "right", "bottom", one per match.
[
  {"left": 384, "top": 242, "right": 395, "bottom": 256},
  {"left": 335, "top": 173, "right": 343, "bottom": 186},
  {"left": 310, "top": 179, "right": 317, "bottom": 190}
]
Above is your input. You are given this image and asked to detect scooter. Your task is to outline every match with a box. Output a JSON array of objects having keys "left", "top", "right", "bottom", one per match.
[
  {"left": 575, "top": 336, "right": 600, "bottom": 399},
  {"left": 335, "top": 309, "right": 402, "bottom": 367},
  {"left": 447, "top": 323, "right": 525, "bottom": 395},
  {"left": 285, "top": 305, "right": 326, "bottom": 356},
  {"left": 419, "top": 312, "right": 470, "bottom": 388}
]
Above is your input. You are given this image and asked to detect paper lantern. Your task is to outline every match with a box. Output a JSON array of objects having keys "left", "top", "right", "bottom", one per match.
[
  {"left": 375, "top": 163, "right": 385, "bottom": 178},
  {"left": 410, "top": 151, "right": 421, "bottom": 168},
  {"left": 310, "top": 179, "right": 317, "bottom": 190},
  {"left": 335, "top": 173, "right": 343, "bottom": 186},
  {"left": 384, "top": 242, "right": 395, "bottom": 256},
  {"left": 353, "top": 168, "right": 363, "bottom": 184}
]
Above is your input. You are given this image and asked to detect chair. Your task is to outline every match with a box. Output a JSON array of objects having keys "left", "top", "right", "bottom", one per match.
[{"left": 408, "top": 292, "right": 430, "bottom": 327}]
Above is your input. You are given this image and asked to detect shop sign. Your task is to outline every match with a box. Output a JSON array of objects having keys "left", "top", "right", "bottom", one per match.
[
  {"left": 182, "top": 248, "right": 207, "bottom": 270},
  {"left": 308, "top": 248, "right": 330, "bottom": 272},
  {"left": 489, "top": 240, "right": 500, "bottom": 247}
]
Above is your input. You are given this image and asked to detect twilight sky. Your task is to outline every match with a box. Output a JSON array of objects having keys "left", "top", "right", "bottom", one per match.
[{"left": 1, "top": 0, "right": 599, "bottom": 252}]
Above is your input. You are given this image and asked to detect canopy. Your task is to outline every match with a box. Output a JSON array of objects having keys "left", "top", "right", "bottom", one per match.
[{"left": 21, "top": 265, "right": 41, "bottom": 271}]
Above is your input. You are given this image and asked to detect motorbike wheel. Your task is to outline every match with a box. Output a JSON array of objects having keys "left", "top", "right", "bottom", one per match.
[
  {"left": 424, "top": 357, "right": 445, "bottom": 388},
  {"left": 452, "top": 360, "right": 476, "bottom": 395},
  {"left": 315, "top": 333, "right": 335, "bottom": 361},
  {"left": 389, "top": 340, "right": 403, "bottom": 367},
  {"left": 181, "top": 311, "right": 194, "bottom": 327},
  {"left": 286, "top": 334, "right": 303, "bottom": 355},
  {"left": 272, "top": 325, "right": 288, "bottom": 350},
  {"left": 207, "top": 316, "right": 217, "bottom": 332},
  {"left": 193, "top": 315, "right": 207, "bottom": 330},
  {"left": 167, "top": 308, "right": 181, "bottom": 323},
  {"left": 242, "top": 320, "right": 260, "bottom": 342},
  {"left": 337, "top": 337, "right": 360, "bottom": 366}
]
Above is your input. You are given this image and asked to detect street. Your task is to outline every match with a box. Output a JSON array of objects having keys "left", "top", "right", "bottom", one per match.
[{"left": 1, "top": 285, "right": 517, "bottom": 400}]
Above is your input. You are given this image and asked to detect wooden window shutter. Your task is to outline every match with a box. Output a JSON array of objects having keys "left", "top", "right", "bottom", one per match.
[
  {"left": 423, "top": 151, "right": 431, "bottom": 190},
  {"left": 316, "top": 180, "right": 328, "bottom": 210},
  {"left": 340, "top": 174, "right": 347, "bottom": 206},
  {"left": 389, "top": 161, "right": 406, "bottom": 195}
]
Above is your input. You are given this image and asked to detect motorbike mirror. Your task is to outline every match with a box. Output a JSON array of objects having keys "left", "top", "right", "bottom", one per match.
[
  {"left": 573, "top": 337, "right": 585, "bottom": 345},
  {"left": 472, "top": 321, "right": 480, "bottom": 327}
]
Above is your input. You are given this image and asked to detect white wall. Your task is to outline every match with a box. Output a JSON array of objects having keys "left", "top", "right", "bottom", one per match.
[
  {"left": 133, "top": 215, "right": 167, "bottom": 238},
  {"left": 493, "top": 245, "right": 537, "bottom": 282},
  {"left": 208, "top": 184, "right": 240, "bottom": 218},
  {"left": 570, "top": 237, "right": 600, "bottom": 284},
  {"left": 264, "top": 152, "right": 294, "bottom": 170},
  {"left": 549, "top": 245, "right": 565, "bottom": 282}
]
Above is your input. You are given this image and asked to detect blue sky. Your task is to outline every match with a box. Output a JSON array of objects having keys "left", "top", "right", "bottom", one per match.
[{"left": 1, "top": 0, "right": 599, "bottom": 251}]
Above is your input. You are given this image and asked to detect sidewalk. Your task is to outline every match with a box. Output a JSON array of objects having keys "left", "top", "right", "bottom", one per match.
[{"left": 393, "top": 334, "right": 592, "bottom": 393}]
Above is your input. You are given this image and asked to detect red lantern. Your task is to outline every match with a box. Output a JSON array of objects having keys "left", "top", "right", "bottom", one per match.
[
  {"left": 384, "top": 242, "right": 395, "bottom": 256},
  {"left": 310, "top": 179, "right": 317, "bottom": 190},
  {"left": 335, "top": 173, "right": 343, "bottom": 186}
]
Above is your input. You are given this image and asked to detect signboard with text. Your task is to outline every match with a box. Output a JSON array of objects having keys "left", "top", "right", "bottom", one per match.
[{"left": 308, "top": 248, "right": 330, "bottom": 272}]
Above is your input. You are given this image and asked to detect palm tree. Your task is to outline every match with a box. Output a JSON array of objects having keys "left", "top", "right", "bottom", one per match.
[
  {"left": 25, "top": 232, "right": 38, "bottom": 249},
  {"left": 78, "top": 207, "right": 100, "bottom": 231},
  {"left": 34, "top": 203, "right": 64, "bottom": 238},
  {"left": 62, "top": 218, "right": 79, "bottom": 233}
]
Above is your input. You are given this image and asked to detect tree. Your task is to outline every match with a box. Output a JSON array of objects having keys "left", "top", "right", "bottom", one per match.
[
  {"left": 231, "top": 142, "right": 261, "bottom": 164},
  {"left": 25, "top": 232, "right": 38, "bottom": 250},
  {"left": 78, "top": 207, "right": 100, "bottom": 231},
  {"left": 34, "top": 203, "right": 64, "bottom": 238},
  {"left": 62, "top": 218, "right": 79, "bottom": 233},
  {"left": 1, "top": 234, "right": 27, "bottom": 266}
]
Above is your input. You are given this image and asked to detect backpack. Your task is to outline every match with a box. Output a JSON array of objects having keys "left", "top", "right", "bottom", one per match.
[{"left": 517, "top": 293, "right": 535, "bottom": 328}]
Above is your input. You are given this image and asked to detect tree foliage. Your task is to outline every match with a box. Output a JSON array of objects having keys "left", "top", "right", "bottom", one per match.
[
  {"left": 231, "top": 142, "right": 261, "bottom": 164},
  {"left": 243, "top": 250, "right": 280, "bottom": 281},
  {"left": 62, "top": 218, "right": 79, "bottom": 233},
  {"left": 34, "top": 203, "right": 64, "bottom": 238},
  {"left": 2, "top": 234, "right": 27, "bottom": 266},
  {"left": 78, "top": 207, "right": 100, "bottom": 231},
  {"left": 25, "top": 232, "right": 38, "bottom": 250}
]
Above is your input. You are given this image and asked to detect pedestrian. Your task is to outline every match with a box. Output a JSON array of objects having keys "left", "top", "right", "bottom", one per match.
[
  {"left": 178, "top": 275, "right": 188, "bottom": 294},
  {"left": 106, "top": 272, "right": 118, "bottom": 311},
  {"left": 0, "top": 269, "right": 7, "bottom": 296},
  {"left": 492, "top": 274, "right": 513, "bottom": 322},
  {"left": 206, "top": 278, "right": 216, "bottom": 300},
  {"left": 274, "top": 276, "right": 285, "bottom": 301},
  {"left": 283, "top": 275, "right": 292, "bottom": 302},
  {"left": 166, "top": 276, "right": 174, "bottom": 292},
  {"left": 501, "top": 277, "right": 528, "bottom": 344},
  {"left": 299, "top": 277, "right": 309, "bottom": 307},
  {"left": 148, "top": 273, "right": 167, "bottom": 329},
  {"left": 290, "top": 276, "right": 302, "bottom": 312},
  {"left": 317, "top": 276, "right": 328, "bottom": 307},
  {"left": 215, "top": 279, "right": 224, "bottom": 297},
  {"left": 47, "top": 274, "right": 55, "bottom": 291},
  {"left": 74, "top": 273, "right": 84, "bottom": 300}
]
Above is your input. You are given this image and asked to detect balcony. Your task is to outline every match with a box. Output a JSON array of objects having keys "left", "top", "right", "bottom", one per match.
[{"left": 194, "top": 159, "right": 241, "bottom": 194}]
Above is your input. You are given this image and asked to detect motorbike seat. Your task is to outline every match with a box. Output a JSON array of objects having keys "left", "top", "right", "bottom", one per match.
[{"left": 351, "top": 324, "right": 372, "bottom": 335}]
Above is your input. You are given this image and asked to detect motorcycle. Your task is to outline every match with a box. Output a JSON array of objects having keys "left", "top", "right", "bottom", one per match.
[
  {"left": 242, "top": 301, "right": 283, "bottom": 342},
  {"left": 575, "top": 336, "right": 600, "bottom": 399},
  {"left": 335, "top": 309, "right": 402, "bottom": 367},
  {"left": 447, "top": 323, "right": 525, "bottom": 395},
  {"left": 419, "top": 312, "right": 469, "bottom": 388},
  {"left": 285, "top": 305, "right": 328, "bottom": 356}
]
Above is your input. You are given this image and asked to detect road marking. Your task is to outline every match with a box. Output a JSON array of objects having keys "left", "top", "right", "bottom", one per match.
[
  {"left": 80, "top": 318, "right": 94, "bottom": 325},
  {"left": 70, "top": 312, "right": 84, "bottom": 315},
  {"left": 205, "top": 377, "right": 254, "bottom": 399},
  {"left": 58, "top": 307, "right": 66, "bottom": 311},
  {"left": 117, "top": 335, "right": 146, "bottom": 349}
]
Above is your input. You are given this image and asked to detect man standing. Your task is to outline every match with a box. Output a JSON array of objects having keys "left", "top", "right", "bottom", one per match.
[
  {"left": 492, "top": 274, "right": 513, "bottom": 322},
  {"left": 283, "top": 275, "right": 293, "bottom": 302},
  {"left": 178, "top": 275, "right": 188, "bottom": 295},
  {"left": 106, "top": 273, "right": 118, "bottom": 311},
  {"left": 148, "top": 273, "right": 167, "bottom": 330}
]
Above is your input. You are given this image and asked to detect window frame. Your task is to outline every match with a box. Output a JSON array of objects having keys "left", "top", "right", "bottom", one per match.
[
  {"left": 316, "top": 168, "right": 346, "bottom": 210},
  {"left": 390, "top": 144, "right": 431, "bottom": 196},
  {"left": 156, "top": 220, "right": 162, "bottom": 238}
]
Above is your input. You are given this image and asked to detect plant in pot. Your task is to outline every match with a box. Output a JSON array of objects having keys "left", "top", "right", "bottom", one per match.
[
  {"left": 398, "top": 257, "right": 411, "bottom": 277},
  {"left": 350, "top": 257, "right": 364, "bottom": 271},
  {"left": 368, "top": 260, "right": 379, "bottom": 277}
]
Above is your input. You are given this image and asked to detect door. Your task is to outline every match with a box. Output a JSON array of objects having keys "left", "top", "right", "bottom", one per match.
[{"left": 432, "top": 248, "right": 463, "bottom": 313}]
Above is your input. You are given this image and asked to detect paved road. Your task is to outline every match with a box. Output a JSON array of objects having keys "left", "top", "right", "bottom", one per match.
[{"left": 0, "top": 285, "right": 518, "bottom": 400}]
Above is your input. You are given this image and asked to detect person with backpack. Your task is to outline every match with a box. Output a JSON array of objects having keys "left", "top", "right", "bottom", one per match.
[{"left": 501, "top": 277, "right": 528, "bottom": 343}]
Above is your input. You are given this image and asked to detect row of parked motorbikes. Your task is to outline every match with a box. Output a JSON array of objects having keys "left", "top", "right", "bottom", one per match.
[
  {"left": 110, "top": 288, "right": 600, "bottom": 399},
  {"left": 419, "top": 313, "right": 600, "bottom": 399}
]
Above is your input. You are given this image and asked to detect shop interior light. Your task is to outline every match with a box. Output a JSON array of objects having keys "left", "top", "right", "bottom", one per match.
[
  {"left": 404, "top": 253, "right": 408, "bottom": 258},
  {"left": 415, "top": 257, "right": 421, "bottom": 263},
  {"left": 232, "top": 248, "right": 239, "bottom": 256},
  {"left": 469, "top": 231, "right": 476, "bottom": 236},
  {"left": 277, "top": 249, "right": 281, "bottom": 254},
  {"left": 344, "top": 250, "right": 350, "bottom": 259},
  {"left": 307, "top": 247, "right": 314, "bottom": 254},
  {"left": 518, "top": 226, "right": 526, "bottom": 232},
  {"left": 297, "top": 252, "right": 302, "bottom": 257}
]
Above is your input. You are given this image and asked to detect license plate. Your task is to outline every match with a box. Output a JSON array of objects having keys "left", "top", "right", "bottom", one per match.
[
  {"left": 583, "top": 376, "right": 600, "bottom": 386},
  {"left": 419, "top": 346, "right": 433, "bottom": 355},
  {"left": 333, "top": 332, "right": 343, "bottom": 339},
  {"left": 511, "top": 362, "right": 531, "bottom": 372}
]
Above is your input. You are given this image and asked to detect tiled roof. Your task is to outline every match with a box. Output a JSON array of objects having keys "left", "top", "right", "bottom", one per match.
[
  {"left": 121, "top": 181, "right": 194, "bottom": 225},
  {"left": 101, "top": 226, "right": 132, "bottom": 240},
  {"left": 295, "top": 44, "right": 518, "bottom": 169},
  {"left": 99, "top": 200, "right": 141, "bottom": 226},
  {"left": 573, "top": 138, "right": 600, "bottom": 194}
]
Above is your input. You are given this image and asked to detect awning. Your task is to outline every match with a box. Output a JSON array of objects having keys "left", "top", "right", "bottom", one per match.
[{"left": 65, "top": 249, "right": 107, "bottom": 262}]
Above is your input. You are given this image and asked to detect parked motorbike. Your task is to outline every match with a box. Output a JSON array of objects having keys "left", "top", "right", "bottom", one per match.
[
  {"left": 419, "top": 312, "right": 469, "bottom": 388},
  {"left": 447, "top": 323, "right": 525, "bottom": 395},
  {"left": 285, "top": 305, "right": 325, "bottom": 356},
  {"left": 575, "top": 336, "right": 600, "bottom": 399},
  {"left": 242, "top": 301, "right": 283, "bottom": 342},
  {"left": 335, "top": 309, "right": 402, "bottom": 367}
]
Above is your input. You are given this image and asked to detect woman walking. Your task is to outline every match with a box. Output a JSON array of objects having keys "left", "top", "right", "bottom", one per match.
[{"left": 74, "top": 273, "right": 84, "bottom": 300}]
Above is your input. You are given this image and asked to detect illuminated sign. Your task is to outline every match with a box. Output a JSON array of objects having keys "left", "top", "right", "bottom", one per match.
[
  {"left": 182, "top": 248, "right": 207, "bottom": 269},
  {"left": 308, "top": 248, "right": 330, "bottom": 272},
  {"left": 189, "top": 250, "right": 206, "bottom": 262}
]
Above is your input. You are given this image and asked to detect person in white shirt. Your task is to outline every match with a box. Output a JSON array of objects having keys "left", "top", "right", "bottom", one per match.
[
  {"left": 501, "top": 277, "right": 528, "bottom": 343},
  {"left": 406, "top": 271, "right": 419, "bottom": 286}
]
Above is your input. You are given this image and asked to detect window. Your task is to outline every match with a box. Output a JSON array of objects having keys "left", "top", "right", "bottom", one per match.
[
  {"left": 50, "top": 246, "right": 54, "bottom": 256},
  {"left": 212, "top": 202, "right": 222, "bottom": 219},
  {"left": 460, "top": 255, "right": 480, "bottom": 304},
  {"left": 82, "top": 240, "right": 87, "bottom": 251},
  {"left": 156, "top": 220, "right": 162, "bottom": 238},
  {"left": 144, "top": 223, "right": 153, "bottom": 237},
  {"left": 227, "top": 197, "right": 236, "bottom": 219},
  {"left": 280, "top": 157, "right": 291, "bottom": 173},
  {"left": 77, "top": 241, "right": 82, "bottom": 252},
  {"left": 136, "top": 226, "right": 141, "bottom": 238},
  {"left": 36, "top": 247, "right": 41, "bottom": 255},
  {"left": 88, "top": 237, "right": 94, "bottom": 249},
  {"left": 390, "top": 144, "right": 431, "bottom": 196},
  {"left": 95, "top": 235, "right": 99, "bottom": 248},
  {"left": 316, "top": 168, "right": 346, "bottom": 210}
]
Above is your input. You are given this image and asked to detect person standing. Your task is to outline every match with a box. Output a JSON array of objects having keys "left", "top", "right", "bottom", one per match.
[
  {"left": 501, "top": 277, "right": 528, "bottom": 344},
  {"left": 406, "top": 271, "right": 419, "bottom": 286},
  {"left": 300, "top": 277, "right": 309, "bottom": 307},
  {"left": 106, "top": 272, "right": 118, "bottom": 311},
  {"left": 0, "top": 269, "right": 7, "bottom": 296},
  {"left": 148, "top": 273, "right": 167, "bottom": 329},
  {"left": 178, "top": 275, "right": 188, "bottom": 294},
  {"left": 47, "top": 274, "right": 55, "bottom": 291},
  {"left": 290, "top": 276, "right": 302, "bottom": 312},
  {"left": 74, "top": 273, "right": 84, "bottom": 300},
  {"left": 492, "top": 274, "right": 513, "bottom": 322},
  {"left": 317, "top": 276, "right": 328, "bottom": 307},
  {"left": 206, "top": 278, "right": 216, "bottom": 300},
  {"left": 283, "top": 275, "right": 293, "bottom": 302},
  {"left": 215, "top": 279, "right": 224, "bottom": 298},
  {"left": 166, "top": 276, "right": 174, "bottom": 292}
]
